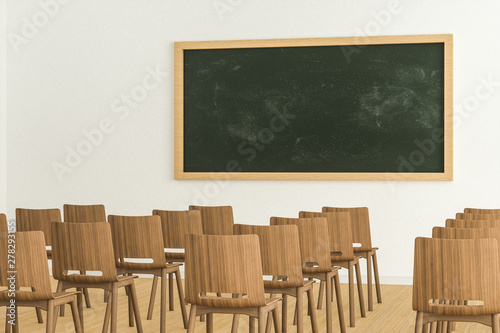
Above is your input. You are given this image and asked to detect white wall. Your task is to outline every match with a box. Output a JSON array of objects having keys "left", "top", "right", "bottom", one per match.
[
  {"left": 1, "top": 0, "right": 7, "bottom": 213},
  {"left": 5, "top": 0, "right": 500, "bottom": 284}
]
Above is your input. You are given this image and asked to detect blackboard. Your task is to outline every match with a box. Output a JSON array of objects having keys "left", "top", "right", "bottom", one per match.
[{"left": 174, "top": 35, "right": 453, "bottom": 180}]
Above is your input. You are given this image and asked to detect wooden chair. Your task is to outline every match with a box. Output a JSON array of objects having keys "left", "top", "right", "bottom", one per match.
[
  {"left": 0, "top": 213, "right": 7, "bottom": 233},
  {"left": 108, "top": 215, "right": 188, "bottom": 333},
  {"left": 456, "top": 212, "right": 500, "bottom": 220},
  {"left": 0, "top": 231, "right": 83, "bottom": 333},
  {"left": 464, "top": 208, "right": 500, "bottom": 215},
  {"left": 413, "top": 237, "right": 500, "bottom": 332},
  {"left": 16, "top": 208, "right": 62, "bottom": 260},
  {"left": 147, "top": 210, "right": 203, "bottom": 319},
  {"left": 299, "top": 211, "right": 366, "bottom": 327},
  {"left": 432, "top": 226, "right": 500, "bottom": 332},
  {"left": 446, "top": 219, "right": 500, "bottom": 228},
  {"left": 63, "top": 204, "right": 107, "bottom": 308},
  {"left": 15, "top": 208, "right": 62, "bottom": 322},
  {"left": 233, "top": 224, "right": 318, "bottom": 333},
  {"left": 63, "top": 204, "right": 106, "bottom": 223},
  {"left": 184, "top": 233, "right": 281, "bottom": 333},
  {"left": 188, "top": 205, "right": 234, "bottom": 235},
  {"left": 51, "top": 222, "right": 143, "bottom": 333},
  {"left": 322, "top": 206, "right": 382, "bottom": 311},
  {"left": 271, "top": 217, "right": 346, "bottom": 333}
]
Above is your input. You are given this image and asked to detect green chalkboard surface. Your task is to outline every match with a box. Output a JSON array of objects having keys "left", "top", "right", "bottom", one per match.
[{"left": 175, "top": 35, "right": 453, "bottom": 180}]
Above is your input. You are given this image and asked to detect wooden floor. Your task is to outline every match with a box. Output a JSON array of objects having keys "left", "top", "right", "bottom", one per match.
[{"left": 1, "top": 278, "right": 492, "bottom": 332}]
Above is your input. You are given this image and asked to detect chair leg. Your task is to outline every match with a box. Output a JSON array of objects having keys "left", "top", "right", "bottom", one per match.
[
  {"left": 325, "top": 276, "right": 333, "bottom": 333},
  {"left": 187, "top": 304, "right": 197, "bottom": 333},
  {"left": 333, "top": 273, "right": 346, "bottom": 333},
  {"left": 367, "top": 252, "right": 374, "bottom": 311},
  {"left": 348, "top": 263, "right": 355, "bottom": 327},
  {"left": 111, "top": 284, "right": 118, "bottom": 333},
  {"left": 372, "top": 250, "right": 382, "bottom": 304},
  {"left": 147, "top": 276, "right": 158, "bottom": 320},
  {"left": 36, "top": 308, "right": 44, "bottom": 324},
  {"left": 272, "top": 307, "right": 281, "bottom": 333},
  {"left": 355, "top": 261, "right": 366, "bottom": 318},
  {"left": 206, "top": 313, "right": 214, "bottom": 333},
  {"left": 492, "top": 314, "right": 500, "bottom": 333},
  {"left": 258, "top": 310, "right": 266, "bottom": 333},
  {"left": 231, "top": 314, "right": 240, "bottom": 333},
  {"left": 415, "top": 312, "right": 424, "bottom": 333},
  {"left": 69, "top": 299, "right": 83, "bottom": 333},
  {"left": 12, "top": 305, "right": 19, "bottom": 333},
  {"left": 174, "top": 269, "right": 189, "bottom": 328},
  {"left": 76, "top": 289, "right": 84, "bottom": 333},
  {"left": 46, "top": 300, "right": 54, "bottom": 333},
  {"left": 103, "top": 294, "right": 111, "bottom": 333},
  {"left": 297, "top": 287, "right": 304, "bottom": 333},
  {"left": 128, "top": 286, "right": 134, "bottom": 327},
  {"left": 83, "top": 288, "right": 91, "bottom": 309},
  {"left": 317, "top": 281, "right": 324, "bottom": 309},
  {"left": 128, "top": 282, "right": 143, "bottom": 333},
  {"left": 249, "top": 316, "right": 256, "bottom": 333},
  {"left": 160, "top": 269, "right": 167, "bottom": 333},
  {"left": 307, "top": 287, "right": 318, "bottom": 333},
  {"left": 169, "top": 272, "right": 174, "bottom": 311},
  {"left": 283, "top": 294, "right": 288, "bottom": 332}
]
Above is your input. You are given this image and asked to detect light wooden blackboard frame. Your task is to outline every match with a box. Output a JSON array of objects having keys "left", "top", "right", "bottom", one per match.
[{"left": 174, "top": 34, "right": 453, "bottom": 181}]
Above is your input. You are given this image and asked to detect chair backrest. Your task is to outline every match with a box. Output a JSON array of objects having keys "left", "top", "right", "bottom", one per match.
[
  {"left": 432, "top": 227, "right": 500, "bottom": 247},
  {"left": 185, "top": 234, "right": 266, "bottom": 308},
  {"left": 445, "top": 219, "right": 500, "bottom": 229},
  {"left": 413, "top": 237, "right": 500, "bottom": 315},
  {"left": 152, "top": 210, "right": 203, "bottom": 249},
  {"left": 0, "top": 231, "right": 54, "bottom": 301},
  {"left": 64, "top": 204, "right": 106, "bottom": 222},
  {"left": 456, "top": 212, "right": 500, "bottom": 220},
  {"left": 0, "top": 214, "right": 7, "bottom": 233},
  {"left": 464, "top": 208, "right": 500, "bottom": 215},
  {"left": 299, "top": 211, "right": 355, "bottom": 261},
  {"left": 51, "top": 222, "right": 118, "bottom": 283},
  {"left": 233, "top": 224, "right": 303, "bottom": 287},
  {"left": 189, "top": 205, "right": 234, "bottom": 235},
  {"left": 16, "top": 208, "right": 61, "bottom": 246},
  {"left": 108, "top": 215, "right": 166, "bottom": 270},
  {"left": 270, "top": 217, "right": 332, "bottom": 273},
  {"left": 322, "top": 207, "right": 372, "bottom": 251}
]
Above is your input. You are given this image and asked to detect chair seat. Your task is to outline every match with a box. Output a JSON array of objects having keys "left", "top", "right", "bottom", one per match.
[{"left": 165, "top": 252, "right": 185, "bottom": 260}]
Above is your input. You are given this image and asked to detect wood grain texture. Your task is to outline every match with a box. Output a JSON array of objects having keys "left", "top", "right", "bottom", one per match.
[
  {"left": 0, "top": 231, "right": 53, "bottom": 301},
  {"left": 51, "top": 222, "right": 118, "bottom": 283},
  {"left": 233, "top": 224, "right": 304, "bottom": 288},
  {"left": 63, "top": 204, "right": 106, "bottom": 223},
  {"left": 321, "top": 207, "right": 372, "bottom": 252},
  {"left": 188, "top": 205, "right": 234, "bottom": 235},
  {"left": 413, "top": 237, "right": 500, "bottom": 316},
  {"left": 445, "top": 219, "right": 500, "bottom": 228},
  {"left": 175, "top": 34, "right": 453, "bottom": 181},
  {"left": 432, "top": 227, "right": 500, "bottom": 243},
  {"left": 299, "top": 211, "right": 355, "bottom": 262},
  {"left": 456, "top": 213, "right": 500, "bottom": 220},
  {"left": 152, "top": 209, "right": 203, "bottom": 250},
  {"left": 15, "top": 208, "right": 61, "bottom": 246},
  {"left": 108, "top": 215, "right": 166, "bottom": 270},
  {"left": 0, "top": 231, "right": 83, "bottom": 333},
  {"left": 3, "top": 281, "right": 499, "bottom": 332},
  {"left": 464, "top": 208, "right": 500, "bottom": 215},
  {"left": 184, "top": 234, "right": 266, "bottom": 308},
  {"left": 0, "top": 213, "right": 7, "bottom": 233}
]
